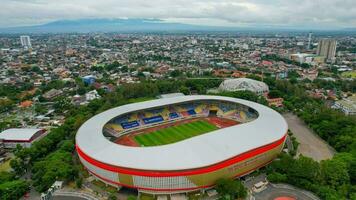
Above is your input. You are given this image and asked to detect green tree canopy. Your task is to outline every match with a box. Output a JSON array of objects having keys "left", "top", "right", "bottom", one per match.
[{"left": 215, "top": 178, "right": 247, "bottom": 199}]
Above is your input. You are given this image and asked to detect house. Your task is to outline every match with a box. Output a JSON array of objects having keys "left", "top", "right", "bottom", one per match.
[
  {"left": 332, "top": 95, "right": 356, "bottom": 115},
  {"left": 267, "top": 97, "right": 284, "bottom": 107},
  {"left": 82, "top": 75, "right": 96, "bottom": 85},
  {"left": 43, "top": 89, "right": 63, "bottom": 100}
]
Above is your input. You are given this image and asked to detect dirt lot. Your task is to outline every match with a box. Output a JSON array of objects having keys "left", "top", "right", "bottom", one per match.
[{"left": 282, "top": 113, "right": 335, "bottom": 161}]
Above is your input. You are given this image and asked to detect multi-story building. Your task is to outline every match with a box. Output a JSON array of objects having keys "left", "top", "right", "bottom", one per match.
[
  {"left": 332, "top": 96, "right": 356, "bottom": 115},
  {"left": 20, "top": 35, "right": 32, "bottom": 49},
  {"left": 316, "top": 39, "right": 337, "bottom": 62}
]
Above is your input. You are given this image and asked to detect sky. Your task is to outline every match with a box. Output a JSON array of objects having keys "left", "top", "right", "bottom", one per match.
[{"left": 1, "top": 0, "right": 356, "bottom": 29}]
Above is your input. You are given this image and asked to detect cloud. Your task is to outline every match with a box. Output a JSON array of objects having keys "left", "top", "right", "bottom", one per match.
[{"left": 0, "top": 0, "right": 356, "bottom": 28}]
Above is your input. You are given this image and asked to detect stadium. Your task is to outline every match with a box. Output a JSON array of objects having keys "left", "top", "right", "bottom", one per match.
[{"left": 76, "top": 95, "right": 288, "bottom": 193}]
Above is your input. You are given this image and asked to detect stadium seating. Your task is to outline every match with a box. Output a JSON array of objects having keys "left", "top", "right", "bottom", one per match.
[
  {"left": 105, "top": 123, "right": 124, "bottom": 132},
  {"left": 169, "top": 112, "right": 180, "bottom": 119},
  {"left": 187, "top": 109, "right": 196, "bottom": 115},
  {"left": 104, "top": 101, "right": 257, "bottom": 134},
  {"left": 142, "top": 115, "right": 164, "bottom": 124},
  {"left": 121, "top": 121, "right": 140, "bottom": 129}
]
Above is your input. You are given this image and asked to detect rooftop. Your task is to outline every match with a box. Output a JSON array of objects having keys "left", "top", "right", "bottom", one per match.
[
  {"left": 219, "top": 78, "right": 269, "bottom": 93},
  {"left": 76, "top": 95, "right": 288, "bottom": 171},
  {"left": 0, "top": 128, "right": 43, "bottom": 141}
]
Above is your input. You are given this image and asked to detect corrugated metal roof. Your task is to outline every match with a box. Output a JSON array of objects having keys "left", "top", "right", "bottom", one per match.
[{"left": 0, "top": 128, "right": 42, "bottom": 141}]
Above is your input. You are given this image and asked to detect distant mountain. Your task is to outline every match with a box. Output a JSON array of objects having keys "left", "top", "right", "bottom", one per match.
[
  {"left": 0, "top": 18, "right": 355, "bottom": 34},
  {"left": 342, "top": 27, "right": 356, "bottom": 32},
  {"left": 0, "top": 18, "right": 234, "bottom": 33}
]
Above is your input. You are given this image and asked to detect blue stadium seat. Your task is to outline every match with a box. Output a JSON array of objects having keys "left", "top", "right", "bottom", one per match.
[
  {"left": 121, "top": 121, "right": 140, "bottom": 129},
  {"left": 169, "top": 112, "right": 179, "bottom": 119},
  {"left": 187, "top": 109, "right": 196, "bottom": 115},
  {"left": 143, "top": 115, "right": 164, "bottom": 124}
]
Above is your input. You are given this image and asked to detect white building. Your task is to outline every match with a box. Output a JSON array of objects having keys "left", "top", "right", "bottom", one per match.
[
  {"left": 20, "top": 35, "right": 32, "bottom": 49},
  {"left": 85, "top": 90, "right": 101, "bottom": 102},
  {"left": 0, "top": 128, "right": 46, "bottom": 148},
  {"left": 219, "top": 78, "right": 269, "bottom": 95},
  {"left": 332, "top": 96, "right": 356, "bottom": 115}
]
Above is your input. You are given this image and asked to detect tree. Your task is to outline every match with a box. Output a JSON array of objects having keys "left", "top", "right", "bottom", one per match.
[
  {"left": 31, "top": 66, "right": 42, "bottom": 73},
  {"left": 54, "top": 97, "right": 72, "bottom": 113},
  {"left": 170, "top": 70, "right": 181, "bottom": 77},
  {"left": 267, "top": 172, "right": 287, "bottom": 183},
  {"left": 301, "top": 63, "right": 311, "bottom": 69},
  {"left": 219, "top": 91, "right": 267, "bottom": 105},
  {"left": 10, "top": 158, "right": 26, "bottom": 176},
  {"left": 0, "top": 98, "right": 14, "bottom": 113},
  {"left": 320, "top": 159, "right": 350, "bottom": 189},
  {"left": 41, "top": 80, "right": 65, "bottom": 92},
  {"left": 108, "top": 193, "right": 117, "bottom": 200},
  {"left": 0, "top": 172, "right": 15, "bottom": 182},
  {"left": 77, "top": 87, "right": 86, "bottom": 95},
  {"left": 215, "top": 178, "right": 247, "bottom": 199},
  {"left": 179, "top": 86, "right": 190, "bottom": 95},
  {"left": 0, "top": 180, "right": 29, "bottom": 200},
  {"left": 246, "top": 74, "right": 262, "bottom": 81},
  {"left": 76, "top": 178, "right": 83, "bottom": 188},
  {"left": 119, "top": 83, "right": 159, "bottom": 99},
  {"left": 34, "top": 104, "right": 47, "bottom": 114},
  {"left": 267, "top": 154, "right": 320, "bottom": 192},
  {"left": 137, "top": 71, "right": 145, "bottom": 78},
  {"left": 32, "top": 151, "right": 77, "bottom": 192},
  {"left": 268, "top": 90, "right": 282, "bottom": 98},
  {"left": 288, "top": 70, "right": 300, "bottom": 79},
  {"left": 59, "top": 140, "right": 75, "bottom": 152},
  {"left": 289, "top": 156, "right": 320, "bottom": 181},
  {"left": 120, "top": 65, "right": 128, "bottom": 73},
  {"left": 106, "top": 61, "right": 121, "bottom": 71}
]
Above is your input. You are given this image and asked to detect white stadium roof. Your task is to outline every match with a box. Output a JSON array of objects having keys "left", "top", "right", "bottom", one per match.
[
  {"left": 219, "top": 78, "right": 269, "bottom": 93},
  {"left": 0, "top": 128, "right": 42, "bottom": 141},
  {"left": 76, "top": 95, "right": 287, "bottom": 171}
]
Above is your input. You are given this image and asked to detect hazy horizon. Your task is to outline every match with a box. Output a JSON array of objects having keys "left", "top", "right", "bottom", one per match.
[{"left": 1, "top": 0, "right": 356, "bottom": 29}]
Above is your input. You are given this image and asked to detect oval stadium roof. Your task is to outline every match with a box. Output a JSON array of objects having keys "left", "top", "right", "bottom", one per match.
[{"left": 76, "top": 95, "right": 287, "bottom": 171}]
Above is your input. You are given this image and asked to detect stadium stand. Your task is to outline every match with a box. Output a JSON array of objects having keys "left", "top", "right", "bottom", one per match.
[
  {"left": 187, "top": 109, "right": 197, "bottom": 116},
  {"left": 104, "top": 100, "right": 257, "bottom": 135},
  {"left": 121, "top": 121, "right": 140, "bottom": 129},
  {"left": 142, "top": 115, "right": 164, "bottom": 124},
  {"left": 169, "top": 112, "right": 180, "bottom": 119}
]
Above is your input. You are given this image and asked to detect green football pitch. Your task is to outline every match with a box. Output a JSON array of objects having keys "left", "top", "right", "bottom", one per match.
[{"left": 134, "top": 120, "right": 218, "bottom": 147}]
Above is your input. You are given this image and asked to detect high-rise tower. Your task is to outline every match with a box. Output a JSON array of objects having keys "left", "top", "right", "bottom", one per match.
[
  {"left": 20, "top": 35, "right": 32, "bottom": 49},
  {"left": 307, "top": 32, "right": 312, "bottom": 50},
  {"left": 317, "top": 39, "right": 337, "bottom": 62}
]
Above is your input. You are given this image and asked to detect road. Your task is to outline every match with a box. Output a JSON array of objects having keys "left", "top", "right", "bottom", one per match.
[
  {"left": 243, "top": 174, "right": 320, "bottom": 200},
  {"left": 255, "top": 184, "right": 319, "bottom": 200},
  {"left": 282, "top": 113, "right": 335, "bottom": 161}
]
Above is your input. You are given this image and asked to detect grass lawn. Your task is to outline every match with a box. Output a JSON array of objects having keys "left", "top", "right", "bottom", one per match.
[
  {"left": 0, "top": 159, "right": 11, "bottom": 172},
  {"left": 341, "top": 71, "right": 356, "bottom": 78},
  {"left": 134, "top": 120, "right": 218, "bottom": 147},
  {"left": 140, "top": 194, "right": 155, "bottom": 200},
  {"left": 91, "top": 180, "right": 117, "bottom": 193}
]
